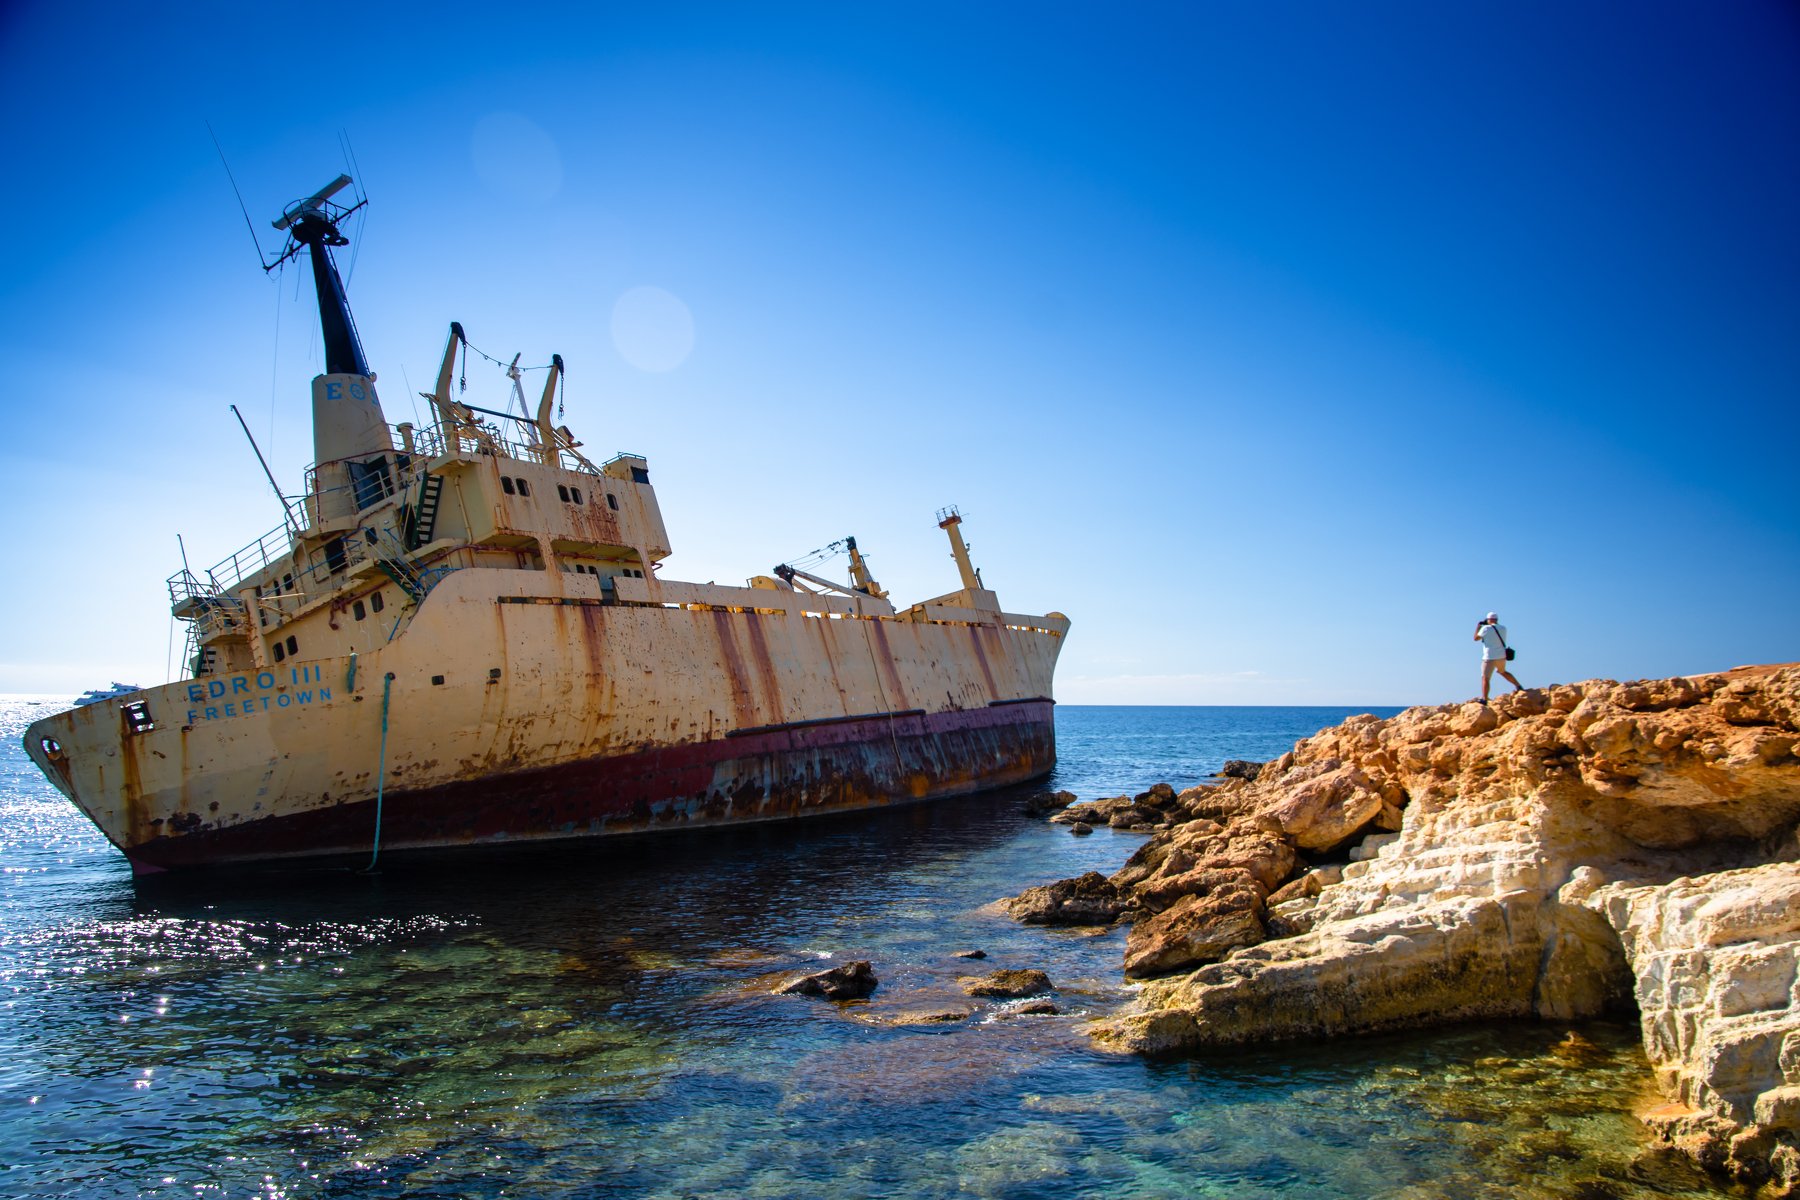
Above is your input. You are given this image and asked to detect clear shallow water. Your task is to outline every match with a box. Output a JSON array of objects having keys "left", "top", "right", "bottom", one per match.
[{"left": 0, "top": 699, "right": 1743, "bottom": 1199}]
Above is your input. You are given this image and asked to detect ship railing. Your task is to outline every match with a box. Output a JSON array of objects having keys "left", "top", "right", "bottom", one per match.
[
  {"left": 171, "top": 523, "right": 297, "bottom": 604},
  {"left": 411, "top": 415, "right": 603, "bottom": 475}
]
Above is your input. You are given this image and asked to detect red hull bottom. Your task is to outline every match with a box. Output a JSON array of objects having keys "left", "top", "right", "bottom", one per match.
[{"left": 125, "top": 701, "right": 1055, "bottom": 871}]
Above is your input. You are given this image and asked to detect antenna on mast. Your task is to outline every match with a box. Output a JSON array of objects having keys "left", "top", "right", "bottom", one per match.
[
  {"left": 267, "top": 174, "right": 371, "bottom": 377},
  {"left": 207, "top": 122, "right": 277, "bottom": 271}
]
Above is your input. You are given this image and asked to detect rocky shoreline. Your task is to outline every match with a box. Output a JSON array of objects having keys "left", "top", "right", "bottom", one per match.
[{"left": 1009, "top": 665, "right": 1800, "bottom": 1195}]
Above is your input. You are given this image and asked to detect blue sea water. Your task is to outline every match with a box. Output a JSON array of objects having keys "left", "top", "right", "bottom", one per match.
[{"left": 0, "top": 699, "right": 1740, "bottom": 1199}]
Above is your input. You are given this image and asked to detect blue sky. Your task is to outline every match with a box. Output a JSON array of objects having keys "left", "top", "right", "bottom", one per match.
[{"left": 1, "top": 2, "right": 1794, "bottom": 703}]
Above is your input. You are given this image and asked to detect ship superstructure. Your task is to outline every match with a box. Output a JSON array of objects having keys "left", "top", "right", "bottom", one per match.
[{"left": 22, "top": 176, "right": 1068, "bottom": 872}]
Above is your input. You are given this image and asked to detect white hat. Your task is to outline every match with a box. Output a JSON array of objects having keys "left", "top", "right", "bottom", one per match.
[{"left": 1486, "top": 612, "right": 1498, "bottom": 621}]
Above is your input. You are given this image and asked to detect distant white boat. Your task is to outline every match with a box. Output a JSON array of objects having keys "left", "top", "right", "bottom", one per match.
[{"left": 72, "top": 683, "right": 142, "bottom": 708}]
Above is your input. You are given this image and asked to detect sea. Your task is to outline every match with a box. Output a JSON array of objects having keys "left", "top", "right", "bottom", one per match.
[{"left": 0, "top": 698, "right": 1743, "bottom": 1199}]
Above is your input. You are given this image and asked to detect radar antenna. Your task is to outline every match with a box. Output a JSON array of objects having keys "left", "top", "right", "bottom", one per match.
[{"left": 267, "top": 174, "right": 372, "bottom": 377}]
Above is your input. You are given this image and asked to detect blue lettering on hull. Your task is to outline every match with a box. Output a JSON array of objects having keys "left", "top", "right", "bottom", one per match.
[{"left": 182, "top": 665, "right": 334, "bottom": 723}]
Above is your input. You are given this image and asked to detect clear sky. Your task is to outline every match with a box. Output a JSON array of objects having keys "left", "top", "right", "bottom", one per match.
[{"left": 1, "top": 2, "right": 1794, "bottom": 704}]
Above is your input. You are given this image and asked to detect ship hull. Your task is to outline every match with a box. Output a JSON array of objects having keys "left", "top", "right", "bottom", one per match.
[
  {"left": 112, "top": 700, "right": 1052, "bottom": 870},
  {"left": 24, "top": 568, "right": 1066, "bottom": 871}
]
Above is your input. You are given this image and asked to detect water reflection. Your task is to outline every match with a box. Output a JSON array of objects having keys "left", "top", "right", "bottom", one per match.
[{"left": 0, "top": 700, "right": 1741, "bottom": 1199}]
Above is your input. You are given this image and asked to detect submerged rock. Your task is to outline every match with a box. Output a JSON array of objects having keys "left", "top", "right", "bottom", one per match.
[
  {"left": 856, "top": 1004, "right": 975, "bottom": 1027},
  {"left": 775, "top": 960, "right": 878, "bottom": 1000}
]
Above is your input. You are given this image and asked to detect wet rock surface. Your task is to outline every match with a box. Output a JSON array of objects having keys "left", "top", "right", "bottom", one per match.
[
  {"left": 775, "top": 960, "right": 878, "bottom": 1000},
  {"left": 1217, "top": 759, "right": 1266, "bottom": 781},
  {"left": 1024, "top": 665, "right": 1800, "bottom": 1194},
  {"left": 1003, "top": 871, "right": 1135, "bottom": 927},
  {"left": 960, "top": 969, "right": 1054, "bottom": 998}
]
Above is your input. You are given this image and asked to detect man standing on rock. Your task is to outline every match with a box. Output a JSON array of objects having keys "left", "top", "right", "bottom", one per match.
[{"left": 1474, "top": 612, "right": 1523, "bottom": 703}]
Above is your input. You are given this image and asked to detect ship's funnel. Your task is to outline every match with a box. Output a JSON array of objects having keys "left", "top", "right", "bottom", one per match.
[{"left": 313, "top": 373, "right": 396, "bottom": 522}]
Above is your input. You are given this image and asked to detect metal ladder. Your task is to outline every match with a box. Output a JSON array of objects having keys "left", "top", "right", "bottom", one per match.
[
  {"left": 372, "top": 528, "right": 434, "bottom": 603},
  {"left": 405, "top": 473, "right": 445, "bottom": 550}
]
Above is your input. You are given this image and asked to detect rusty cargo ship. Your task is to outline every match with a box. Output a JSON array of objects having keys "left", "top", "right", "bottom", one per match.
[{"left": 22, "top": 176, "right": 1068, "bottom": 873}]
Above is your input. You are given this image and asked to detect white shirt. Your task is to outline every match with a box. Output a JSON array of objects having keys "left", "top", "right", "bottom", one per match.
[{"left": 1478, "top": 623, "right": 1508, "bottom": 661}]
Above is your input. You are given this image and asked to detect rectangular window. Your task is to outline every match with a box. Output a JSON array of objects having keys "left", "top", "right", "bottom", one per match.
[
  {"left": 353, "top": 600, "right": 366, "bottom": 621},
  {"left": 286, "top": 635, "right": 298, "bottom": 655},
  {"left": 501, "top": 476, "right": 516, "bottom": 495},
  {"left": 371, "top": 591, "right": 385, "bottom": 613},
  {"left": 273, "top": 642, "right": 285, "bottom": 663},
  {"left": 557, "top": 484, "right": 570, "bottom": 502},
  {"left": 516, "top": 478, "right": 531, "bottom": 497},
  {"left": 324, "top": 537, "right": 347, "bottom": 574},
  {"left": 606, "top": 494, "right": 619, "bottom": 511},
  {"left": 571, "top": 487, "right": 583, "bottom": 505},
  {"left": 122, "top": 701, "right": 155, "bottom": 735},
  {"left": 348, "top": 456, "right": 392, "bottom": 510}
]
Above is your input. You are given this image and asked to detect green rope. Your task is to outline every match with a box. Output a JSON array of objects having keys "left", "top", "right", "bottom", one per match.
[{"left": 364, "top": 672, "right": 395, "bottom": 873}]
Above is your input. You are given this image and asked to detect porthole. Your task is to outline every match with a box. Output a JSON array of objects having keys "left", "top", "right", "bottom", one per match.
[
  {"left": 571, "top": 487, "right": 583, "bottom": 505},
  {"left": 286, "top": 635, "right": 298, "bottom": 655},
  {"left": 606, "top": 493, "right": 619, "bottom": 511},
  {"left": 371, "top": 591, "right": 385, "bottom": 614},
  {"left": 353, "top": 600, "right": 367, "bottom": 621},
  {"left": 273, "top": 642, "right": 285, "bottom": 663},
  {"left": 516, "top": 478, "right": 531, "bottom": 497},
  {"left": 557, "top": 484, "right": 570, "bottom": 502},
  {"left": 501, "top": 476, "right": 516, "bottom": 495}
]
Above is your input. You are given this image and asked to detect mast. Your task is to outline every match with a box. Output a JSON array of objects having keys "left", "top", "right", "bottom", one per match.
[
  {"left": 270, "top": 175, "right": 394, "bottom": 525},
  {"left": 272, "top": 175, "right": 370, "bottom": 377}
]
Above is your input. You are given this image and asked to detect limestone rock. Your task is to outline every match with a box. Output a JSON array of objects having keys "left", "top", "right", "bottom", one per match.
[
  {"left": 1081, "top": 664, "right": 1800, "bottom": 1193},
  {"left": 1024, "top": 789, "right": 1079, "bottom": 816},
  {"left": 960, "top": 969, "right": 1054, "bottom": 998},
  {"left": 776, "top": 960, "right": 878, "bottom": 1000},
  {"left": 1218, "top": 759, "right": 1266, "bottom": 781},
  {"left": 1003, "top": 871, "right": 1135, "bottom": 926},
  {"left": 1050, "top": 795, "right": 1135, "bottom": 826},
  {"left": 1589, "top": 863, "right": 1800, "bottom": 1193},
  {"left": 1123, "top": 877, "right": 1266, "bottom": 978}
]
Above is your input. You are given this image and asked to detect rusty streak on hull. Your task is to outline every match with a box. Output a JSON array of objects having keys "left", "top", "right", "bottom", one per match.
[{"left": 122, "top": 701, "right": 1054, "bottom": 870}]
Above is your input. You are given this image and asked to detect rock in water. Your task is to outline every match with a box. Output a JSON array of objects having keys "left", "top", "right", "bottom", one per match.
[
  {"left": 1087, "top": 664, "right": 1800, "bottom": 1194},
  {"left": 776, "top": 960, "right": 878, "bottom": 1000},
  {"left": 1218, "top": 759, "right": 1266, "bottom": 780},
  {"left": 1004, "top": 871, "right": 1134, "bottom": 925},
  {"left": 1024, "top": 790, "right": 1079, "bottom": 815},
  {"left": 960, "top": 969, "right": 1053, "bottom": 998}
]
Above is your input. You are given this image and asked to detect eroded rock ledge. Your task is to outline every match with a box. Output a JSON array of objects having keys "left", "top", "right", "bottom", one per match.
[{"left": 1021, "top": 666, "right": 1800, "bottom": 1193}]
